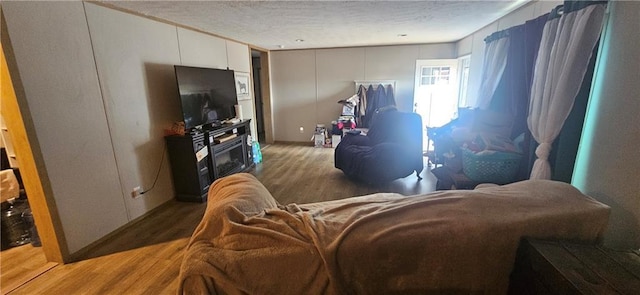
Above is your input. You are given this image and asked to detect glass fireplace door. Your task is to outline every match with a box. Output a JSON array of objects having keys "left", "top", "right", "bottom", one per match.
[{"left": 210, "top": 136, "right": 247, "bottom": 179}]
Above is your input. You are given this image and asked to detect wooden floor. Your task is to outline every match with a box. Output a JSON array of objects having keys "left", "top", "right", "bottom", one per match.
[
  {"left": 0, "top": 243, "right": 56, "bottom": 295},
  {"left": 254, "top": 143, "right": 437, "bottom": 204},
  {"left": 1, "top": 143, "right": 437, "bottom": 294}
]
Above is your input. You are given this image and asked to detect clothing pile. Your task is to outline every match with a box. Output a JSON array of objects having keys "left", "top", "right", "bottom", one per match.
[{"left": 354, "top": 84, "right": 396, "bottom": 128}]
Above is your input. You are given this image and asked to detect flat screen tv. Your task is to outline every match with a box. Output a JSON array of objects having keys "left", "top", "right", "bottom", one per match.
[{"left": 174, "top": 65, "right": 238, "bottom": 129}]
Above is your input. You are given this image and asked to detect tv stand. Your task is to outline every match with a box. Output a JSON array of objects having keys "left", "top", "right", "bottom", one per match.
[
  {"left": 222, "top": 118, "right": 241, "bottom": 124},
  {"left": 166, "top": 120, "right": 253, "bottom": 202},
  {"left": 205, "top": 121, "right": 223, "bottom": 129}
]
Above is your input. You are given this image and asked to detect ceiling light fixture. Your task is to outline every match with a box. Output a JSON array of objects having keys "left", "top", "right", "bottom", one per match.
[
  {"left": 295, "top": 39, "right": 304, "bottom": 42},
  {"left": 397, "top": 34, "right": 407, "bottom": 37},
  {"left": 278, "top": 45, "right": 285, "bottom": 49}
]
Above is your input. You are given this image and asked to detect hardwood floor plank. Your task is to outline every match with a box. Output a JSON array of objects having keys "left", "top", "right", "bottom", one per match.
[
  {"left": 1, "top": 244, "right": 52, "bottom": 295},
  {"left": 254, "top": 144, "right": 436, "bottom": 204},
  {"left": 6, "top": 143, "right": 436, "bottom": 294},
  {"left": 0, "top": 261, "right": 56, "bottom": 295}
]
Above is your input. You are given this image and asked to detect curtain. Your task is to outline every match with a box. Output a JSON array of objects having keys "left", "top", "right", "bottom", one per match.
[
  {"left": 475, "top": 32, "right": 510, "bottom": 110},
  {"left": 485, "top": 14, "right": 548, "bottom": 181},
  {"left": 527, "top": 3, "right": 606, "bottom": 179},
  {"left": 490, "top": 14, "right": 548, "bottom": 136}
]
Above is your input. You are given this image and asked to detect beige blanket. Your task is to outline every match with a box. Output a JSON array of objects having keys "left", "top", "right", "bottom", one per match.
[{"left": 179, "top": 173, "right": 609, "bottom": 294}]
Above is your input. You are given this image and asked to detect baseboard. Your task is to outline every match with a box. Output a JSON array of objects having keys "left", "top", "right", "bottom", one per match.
[{"left": 273, "top": 141, "right": 313, "bottom": 146}]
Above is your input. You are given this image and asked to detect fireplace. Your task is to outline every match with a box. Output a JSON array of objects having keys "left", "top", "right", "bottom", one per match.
[
  {"left": 166, "top": 120, "right": 254, "bottom": 202},
  {"left": 210, "top": 136, "right": 247, "bottom": 180}
]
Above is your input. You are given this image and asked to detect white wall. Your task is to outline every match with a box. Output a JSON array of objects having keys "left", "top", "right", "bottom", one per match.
[
  {"left": 175, "top": 28, "right": 257, "bottom": 143},
  {"left": 573, "top": 1, "right": 640, "bottom": 249},
  {"left": 3, "top": 2, "right": 256, "bottom": 254},
  {"left": 364, "top": 45, "right": 423, "bottom": 112},
  {"left": 316, "top": 48, "right": 366, "bottom": 132},
  {"left": 226, "top": 41, "right": 258, "bottom": 139},
  {"left": 84, "top": 3, "right": 182, "bottom": 221},
  {"left": 270, "top": 43, "right": 456, "bottom": 142},
  {"left": 177, "top": 28, "right": 228, "bottom": 69},
  {"left": 270, "top": 50, "right": 318, "bottom": 142},
  {"left": 3, "top": 2, "right": 129, "bottom": 253}
]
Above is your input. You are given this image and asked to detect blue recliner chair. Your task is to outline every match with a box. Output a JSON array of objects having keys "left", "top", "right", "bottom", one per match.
[{"left": 334, "top": 108, "right": 423, "bottom": 184}]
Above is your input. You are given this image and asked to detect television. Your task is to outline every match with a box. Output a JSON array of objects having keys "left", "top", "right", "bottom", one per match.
[{"left": 174, "top": 65, "right": 238, "bottom": 129}]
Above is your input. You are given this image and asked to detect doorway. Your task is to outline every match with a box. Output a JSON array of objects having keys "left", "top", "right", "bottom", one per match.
[
  {"left": 414, "top": 59, "right": 459, "bottom": 151},
  {"left": 251, "top": 50, "right": 265, "bottom": 143},
  {"left": 1, "top": 41, "right": 63, "bottom": 294},
  {"left": 250, "top": 48, "right": 273, "bottom": 144}
]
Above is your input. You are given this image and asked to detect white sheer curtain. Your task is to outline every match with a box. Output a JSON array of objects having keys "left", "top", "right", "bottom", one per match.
[
  {"left": 528, "top": 4, "right": 606, "bottom": 179},
  {"left": 475, "top": 36, "right": 509, "bottom": 110}
]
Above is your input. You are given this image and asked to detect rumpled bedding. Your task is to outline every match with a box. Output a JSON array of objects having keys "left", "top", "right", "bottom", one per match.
[{"left": 178, "top": 173, "right": 609, "bottom": 294}]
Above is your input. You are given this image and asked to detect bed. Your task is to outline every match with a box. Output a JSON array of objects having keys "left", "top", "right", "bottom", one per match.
[{"left": 178, "top": 173, "right": 609, "bottom": 294}]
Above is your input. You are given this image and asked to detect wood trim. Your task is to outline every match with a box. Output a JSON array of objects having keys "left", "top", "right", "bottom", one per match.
[
  {"left": 1, "top": 31, "right": 68, "bottom": 262},
  {"left": 273, "top": 141, "right": 313, "bottom": 146}
]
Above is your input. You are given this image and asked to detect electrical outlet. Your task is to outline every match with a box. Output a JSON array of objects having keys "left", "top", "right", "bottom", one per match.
[
  {"left": 299, "top": 126, "right": 304, "bottom": 133},
  {"left": 131, "top": 186, "right": 143, "bottom": 198}
]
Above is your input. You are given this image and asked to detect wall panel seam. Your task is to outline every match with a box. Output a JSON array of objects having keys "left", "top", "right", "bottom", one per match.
[{"left": 81, "top": 2, "right": 131, "bottom": 221}]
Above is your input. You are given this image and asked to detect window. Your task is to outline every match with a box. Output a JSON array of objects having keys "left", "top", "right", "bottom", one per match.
[
  {"left": 420, "top": 66, "right": 451, "bottom": 86},
  {"left": 457, "top": 55, "right": 471, "bottom": 107}
]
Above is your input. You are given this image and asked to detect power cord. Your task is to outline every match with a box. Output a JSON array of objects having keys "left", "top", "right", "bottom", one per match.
[{"left": 140, "top": 142, "right": 167, "bottom": 195}]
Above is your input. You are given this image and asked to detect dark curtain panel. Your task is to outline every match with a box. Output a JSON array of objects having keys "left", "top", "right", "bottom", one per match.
[
  {"left": 486, "top": 14, "right": 548, "bottom": 181},
  {"left": 483, "top": 28, "right": 510, "bottom": 43},
  {"left": 549, "top": 44, "right": 598, "bottom": 182},
  {"left": 489, "top": 13, "right": 548, "bottom": 137}
]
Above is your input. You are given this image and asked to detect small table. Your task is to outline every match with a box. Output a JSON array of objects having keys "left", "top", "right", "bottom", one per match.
[
  {"left": 432, "top": 167, "right": 480, "bottom": 190},
  {"left": 509, "top": 239, "right": 640, "bottom": 294}
]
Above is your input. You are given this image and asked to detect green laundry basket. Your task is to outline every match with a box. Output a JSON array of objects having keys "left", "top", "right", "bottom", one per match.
[{"left": 462, "top": 147, "right": 522, "bottom": 184}]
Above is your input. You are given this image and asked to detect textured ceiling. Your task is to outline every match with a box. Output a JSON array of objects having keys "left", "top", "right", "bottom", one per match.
[{"left": 102, "top": 0, "right": 530, "bottom": 50}]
